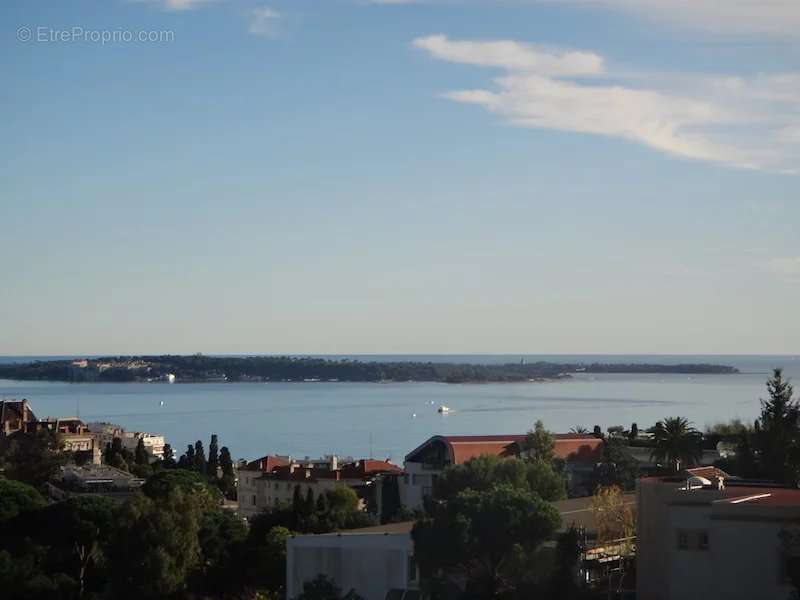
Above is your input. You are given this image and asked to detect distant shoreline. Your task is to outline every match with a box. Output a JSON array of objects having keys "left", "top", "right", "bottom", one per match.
[{"left": 0, "top": 355, "right": 740, "bottom": 385}]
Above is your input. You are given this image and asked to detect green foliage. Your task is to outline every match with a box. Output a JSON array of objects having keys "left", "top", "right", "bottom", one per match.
[
  {"left": 194, "top": 508, "right": 248, "bottom": 594},
  {"left": 524, "top": 420, "right": 555, "bottom": 463},
  {"left": 435, "top": 453, "right": 566, "bottom": 502},
  {"left": 595, "top": 437, "right": 640, "bottom": 490},
  {"left": 162, "top": 443, "right": 176, "bottom": 468},
  {"left": 107, "top": 489, "right": 203, "bottom": 599},
  {"left": 105, "top": 437, "right": 134, "bottom": 473},
  {"left": 0, "top": 478, "right": 46, "bottom": 521},
  {"left": 207, "top": 433, "right": 219, "bottom": 477},
  {"left": 0, "top": 430, "right": 66, "bottom": 489},
  {"left": 194, "top": 440, "right": 207, "bottom": 473},
  {"left": 142, "top": 468, "right": 222, "bottom": 508},
  {"left": 379, "top": 475, "right": 402, "bottom": 523},
  {"left": 649, "top": 416, "right": 702, "bottom": 471},
  {"left": 219, "top": 446, "right": 237, "bottom": 499},
  {"left": 413, "top": 484, "right": 561, "bottom": 598},
  {"left": 754, "top": 368, "right": 800, "bottom": 485},
  {"left": 295, "top": 574, "right": 364, "bottom": 600}
]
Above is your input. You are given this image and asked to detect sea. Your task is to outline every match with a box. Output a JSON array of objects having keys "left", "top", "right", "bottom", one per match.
[{"left": 1, "top": 354, "right": 798, "bottom": 464}]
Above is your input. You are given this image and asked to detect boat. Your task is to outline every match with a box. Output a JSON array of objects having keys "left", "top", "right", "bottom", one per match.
[{"left": 437, "top": 405, "right": 450, "bottom": 414}]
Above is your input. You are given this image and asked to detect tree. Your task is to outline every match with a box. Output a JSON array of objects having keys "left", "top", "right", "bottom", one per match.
[
  {"left": 524, "top": 420, "right": 555, "bottom": 463},
  {"left": 104, "top": 437, "right": 135, "bottom": 473},
  {"left": 435, "top": 453, "right": 565, "bottom": 502},
  {"left": 413, "top": 484, "right": 560, "bottom": 598},
  {"left": 649, "top": 416, "right": 702, "bottom": 471},
  {"left": 315, "top": 491, "right": 328, "bottom": 514},
  {"left": 194, "top": 440, "right": 207, "bottom": 473},
  {"left": 379, "top": 475, "right": 402, "bottom": 523},
  {"left": 292, "top": 485, "right": 304, "bottom": 515},
  {"left": 162, "top": 443, "right": 176, "bottom": 468},
  {"left": 570, "top": 426, "right": 589, "bottom": 435},
  {"left": 107, "top": 489, "right": 203, "bottom": 599},
  {"left": 195, "top": 508, "right": 248, "bottom": 595},
  {"left": 592, "top": 485, "right": 635, "bottom": 597},
  {"left": 135, "top": 438, "right": 149, "bottom": 466},
  {"left": 629, "top": 423, "right": 639, "bottom": 440},
  {"left": 596, "top": 437, "right": 640, "bottom": 490},
  {"left": 295, "top": 574, "right": 364, "bottom": 600},
  {"left": 304, "top": 487, "right": 315, "bottom": 516},
  {"left": 754, "top": 368, "right": 800, "bottom": 485},
  {"left": 207, "top": 434, "right": 219, "bottom": 478},
  {"left": 142, "top": 469, "right": 222, "bottom": 509},
  {"left": 0, "top": 479, "right": 46, "bottom": 521},
  {"left": 1, "top": 429, "right": 67, "bottom": 489},
  {"left": 219, "top": 446, "right": 236, "bottom": 499}
]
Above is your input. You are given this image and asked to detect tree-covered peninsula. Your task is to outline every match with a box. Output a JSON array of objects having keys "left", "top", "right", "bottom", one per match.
[{"left": 0, "top": 355, "right": 738, "bottom": 384}]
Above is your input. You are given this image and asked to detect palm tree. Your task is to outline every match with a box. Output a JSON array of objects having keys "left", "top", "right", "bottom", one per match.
[
  {"left": 570, "top": 426, "right": 589, "bottom": 435},
  {"left": 650, "top": 417, "right": 702, "bottom": 471}
]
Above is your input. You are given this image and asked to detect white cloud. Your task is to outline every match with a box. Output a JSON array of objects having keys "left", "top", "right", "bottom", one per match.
[
  {"left": 766, "top": 257, "right": 800, "bottom": 281},
  {"left": 414, "top": 34, "right": 800, "bottom": 171},
  {"left": 139, "top": 0, "right": 215, "bottom": 11},
  {"left": 412, "top": 35, "right": 604, "bottom": 76},
  {"left": 248, "top": 6, "right": 280, "bottom": 36}
]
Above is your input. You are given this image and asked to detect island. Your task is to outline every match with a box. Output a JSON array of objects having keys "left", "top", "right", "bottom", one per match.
[{"left": 0, "top": 355, "right": 739, "bottom": 384}]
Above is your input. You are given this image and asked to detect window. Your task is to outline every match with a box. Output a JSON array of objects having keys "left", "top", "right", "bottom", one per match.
[
  {"left": 677, "top": 531, "right": 688, "bottom": 550},
  {"left": 411, "top": 474, "right": 417, "bottom": 485},
  {"left": 252, "top": 495, "right": 257, "bottom": 506},
  {"left": 407, "top": 556, "right": 417, "bottom": 582},
  {"left": 422, "top": 486, "right": 432, "bottom": 498},
  {"left": 698, "top": 531, "right": 709, "bottom": 551}
]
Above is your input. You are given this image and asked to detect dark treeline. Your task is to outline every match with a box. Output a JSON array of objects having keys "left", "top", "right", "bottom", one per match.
[{"left": 0, "top": 355, "right": 738, "bottom": 384}]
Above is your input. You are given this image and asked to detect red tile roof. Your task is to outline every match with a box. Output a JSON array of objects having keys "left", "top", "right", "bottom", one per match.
[
  {"left": 412, "top": 433, "right": 603, "bottom": 465},
  {"left": 246, "top": 455, "right": 291, "bottom": 472}
]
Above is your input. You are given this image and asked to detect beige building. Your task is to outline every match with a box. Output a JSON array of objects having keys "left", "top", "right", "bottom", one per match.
[
  {"left": 637, "top": 467, "right": 800, "bottom": 600},
  {"left": 238, "top": 454, "right": 401, "bottom": 519}
]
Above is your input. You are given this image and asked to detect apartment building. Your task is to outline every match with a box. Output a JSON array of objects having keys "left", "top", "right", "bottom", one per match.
[{"left": 637, "top": 467, "right": 800, "bottom": 600}]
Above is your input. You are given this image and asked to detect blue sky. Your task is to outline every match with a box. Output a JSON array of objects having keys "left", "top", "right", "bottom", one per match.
[{"left": 1, "top": 0, "right": 799, "bottom": 355}]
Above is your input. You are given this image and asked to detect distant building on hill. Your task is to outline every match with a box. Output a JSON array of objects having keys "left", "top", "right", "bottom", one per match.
[
  {"left": 399, "top": 433, "right": 604, "bottom": 510},
  {"left": 637, "top": 467, "right": 800, "bottom": 600},
  {"left": 237, "top": 454, "right": 402, "bottom": 519}
]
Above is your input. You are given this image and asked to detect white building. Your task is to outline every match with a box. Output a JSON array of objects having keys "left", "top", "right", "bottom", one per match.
[
  {"left": 637, "top": 467, "right": 800, "bottom": 600},
  {"left": 287, "top": 522, "right": 420, "bottom": 600}
]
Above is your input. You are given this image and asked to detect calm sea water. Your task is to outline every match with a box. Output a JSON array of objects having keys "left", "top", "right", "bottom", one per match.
[{"left": 1, "top": 355, "right": 798, "bottom": 463}]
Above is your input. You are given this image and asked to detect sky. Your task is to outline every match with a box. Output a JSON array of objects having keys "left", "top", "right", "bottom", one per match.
[{"left": 1, "top": 0, "right": 799, "bottom": 356}]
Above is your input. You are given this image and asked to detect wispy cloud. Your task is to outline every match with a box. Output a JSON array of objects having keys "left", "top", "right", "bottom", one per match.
[
  {"left": 248, "top": 6, "right": 281, "bottom": 36},
  {"left": 375, "top": 0, "right": 800, "bottom": 36},
  {"left": 766, "top": 257, "right": 800, "bottom": 280},
  {"left": 414, "top": 34, "right": 800, "bottom": 171},
  {"left": 578, "top": 0, "right": 800, "bottom": 36},
  {"left": 138, "top": 0, "right": 216, "bottom": 11}
]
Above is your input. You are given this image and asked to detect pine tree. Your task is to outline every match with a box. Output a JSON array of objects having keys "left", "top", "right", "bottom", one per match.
[
  {"left": 219, "top": 446, "right": 236, "bottom": 499},
  {"left": 162, "top": 443, "right": 176, "bottom": 468},
  {"left": 754, "top": 368, "right": 800, "bottom": 484},
  {"left": 193, "top": 440, "right": 206, "bottom": 473},
  {"left": 292, "top": 485, "right": 304, "bottom": 514},
  {"left": 135, "top": 438, "right": 149, "bottom": 466},
  {"left": 207, "top": 434, "right": 219, "bottom": 478},
  {"left": 315, "top": 491, "right": 327, "bottom": 514},
  {"left": 305, "top": 487, "right": 315, "bottom": 516}
]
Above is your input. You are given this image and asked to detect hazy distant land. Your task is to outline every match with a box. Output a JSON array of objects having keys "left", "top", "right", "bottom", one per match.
[{"left": 0, "top": 355, "right": 739, "bottom": 384}]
